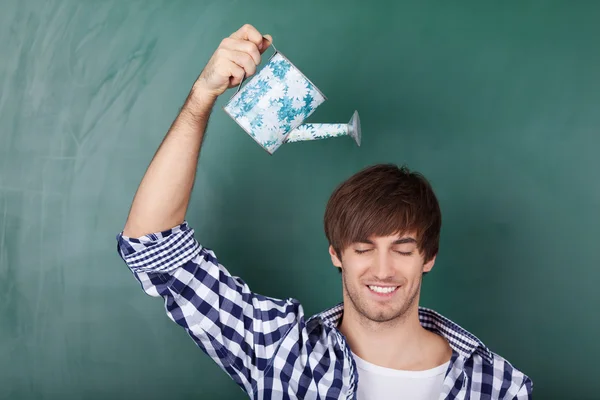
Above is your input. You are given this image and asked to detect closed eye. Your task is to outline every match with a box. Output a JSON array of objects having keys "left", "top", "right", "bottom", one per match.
[
  {"left": 394, "top": 250, "right": 413, "bottom": 256},
  {"left": 354, "top": 249, "right": 372, "bottom": 254}
]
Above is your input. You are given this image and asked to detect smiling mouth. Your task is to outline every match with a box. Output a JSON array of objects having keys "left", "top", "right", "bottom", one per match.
[{"left": 367, "top": 285, "right": 399, "bottom": 295}]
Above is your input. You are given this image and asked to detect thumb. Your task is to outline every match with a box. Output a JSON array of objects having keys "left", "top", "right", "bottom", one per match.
[{"left": 259, "top": 35, "right": 273, "bottom": 53}]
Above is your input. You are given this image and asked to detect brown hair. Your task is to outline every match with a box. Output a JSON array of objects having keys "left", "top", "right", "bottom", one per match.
[{"left": 324, "top": 163, "right": 441, "bottom": 262}]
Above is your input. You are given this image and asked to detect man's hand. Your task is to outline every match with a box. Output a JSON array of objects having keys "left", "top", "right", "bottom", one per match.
[{"left": 193, "top": 24, "right": 272, "bottom": 101}]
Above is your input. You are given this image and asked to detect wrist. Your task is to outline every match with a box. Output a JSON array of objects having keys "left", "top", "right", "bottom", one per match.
[
  {"left": 190, "top": 79, "right": 221, "bottom": 104},
  {"left": 189, "top": 85, "right": 218, "bottom": 106},
  {"left": 184, "top": 84, "right": 218, "bottom": 118}
]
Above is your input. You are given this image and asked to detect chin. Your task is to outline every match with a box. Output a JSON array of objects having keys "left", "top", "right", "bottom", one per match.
[
  {"left": 364, "top": 310, "right": 402, "bottom": 322},
  {"left": 365, "top": 311, "right": 399, "bottom": 323},
  {"left": 360, "top": 303, "right": 405, "bottom": 323}
]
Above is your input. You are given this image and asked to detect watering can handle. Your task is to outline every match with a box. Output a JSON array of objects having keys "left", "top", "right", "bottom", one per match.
[{"left": 233, "top": 41, "right": 278, "bottom": 97}]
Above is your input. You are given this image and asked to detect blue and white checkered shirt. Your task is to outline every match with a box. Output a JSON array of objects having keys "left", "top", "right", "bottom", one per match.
[{"left": 116, "top": 221, "right": 532, "bottom": 399}]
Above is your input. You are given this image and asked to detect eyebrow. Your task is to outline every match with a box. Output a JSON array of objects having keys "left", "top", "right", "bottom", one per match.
[
  {"left": 393, "top": 238, "right": 417, "bottom": 245},
  {"left": 356, "top": 238, "right": 417, "bottom": 245}
]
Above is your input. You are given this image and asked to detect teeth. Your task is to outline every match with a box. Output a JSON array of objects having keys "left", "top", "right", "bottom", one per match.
[{"left": 368, "top": 285, "right": 398, "bottom": 294}]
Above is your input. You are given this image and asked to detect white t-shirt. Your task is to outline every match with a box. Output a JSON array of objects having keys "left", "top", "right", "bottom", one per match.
[{"left": 352, "top": 352, "right": 449, "bottom": 400}]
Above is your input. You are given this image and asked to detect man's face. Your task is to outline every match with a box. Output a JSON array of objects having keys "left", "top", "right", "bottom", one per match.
[{"left": 329, "top": 233, "right": 435, "bottom": 324}]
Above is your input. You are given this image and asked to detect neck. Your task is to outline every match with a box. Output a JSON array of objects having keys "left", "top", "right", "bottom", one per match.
[{"left": 339, "top": 300, "right": 450, "bottom": 370}]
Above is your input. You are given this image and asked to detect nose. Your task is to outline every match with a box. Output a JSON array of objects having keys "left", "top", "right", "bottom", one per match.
[{"left": 373, "top": 251, "right": 395, "bottom": 280}]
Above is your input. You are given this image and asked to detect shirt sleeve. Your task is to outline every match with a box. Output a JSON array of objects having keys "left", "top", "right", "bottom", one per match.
[
  {"left": 116, "top": 221, "right": 304, "bottom": 395},
  {"left": 511, "top": 375, "right": 533, "bottom": 399}
]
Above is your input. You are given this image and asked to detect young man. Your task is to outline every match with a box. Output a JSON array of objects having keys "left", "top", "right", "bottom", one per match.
[{"left": 116, "top": 24, "right": 532, "bottom": 399}]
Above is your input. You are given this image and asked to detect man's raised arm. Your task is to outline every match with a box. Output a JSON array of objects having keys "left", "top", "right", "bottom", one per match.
[
  {"left": 114, "top": 26, "right": 309, "bottom": 397},
  {"left": 123, "top": 24, "right": 272, "bottom": 237}
]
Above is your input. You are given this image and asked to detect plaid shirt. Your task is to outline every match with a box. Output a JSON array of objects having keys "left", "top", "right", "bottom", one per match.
[{"left": 116, "top": 221, "right": 532, "bottom": 399}]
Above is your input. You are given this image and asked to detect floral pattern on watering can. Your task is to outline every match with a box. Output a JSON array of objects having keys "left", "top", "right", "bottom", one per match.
[{"left": 223, "top": 51, "right": 327, "bottom": 154}]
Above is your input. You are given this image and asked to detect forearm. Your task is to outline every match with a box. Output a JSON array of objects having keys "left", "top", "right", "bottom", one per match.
[{"left": 123, "top": 89, "right": 216, "bottom": 237}]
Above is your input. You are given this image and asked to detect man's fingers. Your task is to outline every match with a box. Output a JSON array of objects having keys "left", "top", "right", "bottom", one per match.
[
  {"left": 221, "top": 38, "right": 261, "bottom": 65},
  {"left": 209, "top": 25, "right": 273, "bottom": 89},
  {"left": 227, "top": 62, "right": 246, "bottom": 87},
  {"left": 229, "top": 51, "right": 257, "bottom": 77},
  {"left": 230, "top": 24, "right": 263, "bottom": 49}
]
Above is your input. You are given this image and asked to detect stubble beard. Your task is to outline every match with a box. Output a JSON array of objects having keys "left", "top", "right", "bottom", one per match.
[{"left": 342, "top": 269, "right": 422, "bottom": 327}]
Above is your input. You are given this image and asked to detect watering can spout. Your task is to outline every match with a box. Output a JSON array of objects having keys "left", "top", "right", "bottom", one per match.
[
  {"left": 284, "top": 111, "right": 361, "bottom": 147},
  {"left": 349, "top": 110, "right": 361, "bottom": 146}
]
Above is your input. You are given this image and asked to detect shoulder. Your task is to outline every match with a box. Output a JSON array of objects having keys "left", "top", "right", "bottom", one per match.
[
  {"left": 418, "top": 307, "right": 532, "bottom": 398},
  {"left": 466, "top": 350, "right": 532, "bottom": 398},
  {"left": 302, "top": 303, "right": 347, "bottom": 346},
  {"left": 462, "top": 333, "right": 533, "bottom": 398}
]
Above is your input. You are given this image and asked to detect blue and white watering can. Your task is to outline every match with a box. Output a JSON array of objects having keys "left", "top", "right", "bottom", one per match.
[{"left": 223, "top": 43, "right": 361, "bottom": 154}]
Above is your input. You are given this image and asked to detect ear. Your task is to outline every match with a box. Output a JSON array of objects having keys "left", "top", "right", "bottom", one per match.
[
  {"left": 329, "top": 245, "right": 342, "bottom": 269},
  {"left": 423, "top": 255, "right": 437, "bottom": 274}
]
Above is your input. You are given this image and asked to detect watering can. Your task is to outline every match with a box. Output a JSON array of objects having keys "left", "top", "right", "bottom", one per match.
[{"left": 223, "top": 44, "right": 361, "bottom": 154}]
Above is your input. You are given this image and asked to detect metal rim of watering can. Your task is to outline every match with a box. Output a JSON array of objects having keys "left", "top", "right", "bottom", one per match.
[{"left": 273, "top": 50, "right": 327, "bottom": 102}]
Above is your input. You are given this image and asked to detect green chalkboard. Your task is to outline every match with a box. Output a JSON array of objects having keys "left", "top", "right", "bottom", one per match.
[{"left": 1, "top": 1, "right": 599, "bottom": 399}]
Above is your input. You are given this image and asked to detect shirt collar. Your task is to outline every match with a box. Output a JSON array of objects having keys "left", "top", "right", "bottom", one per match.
[{"left": 315, "top": 302, "right": 493, "bottom": 364}]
